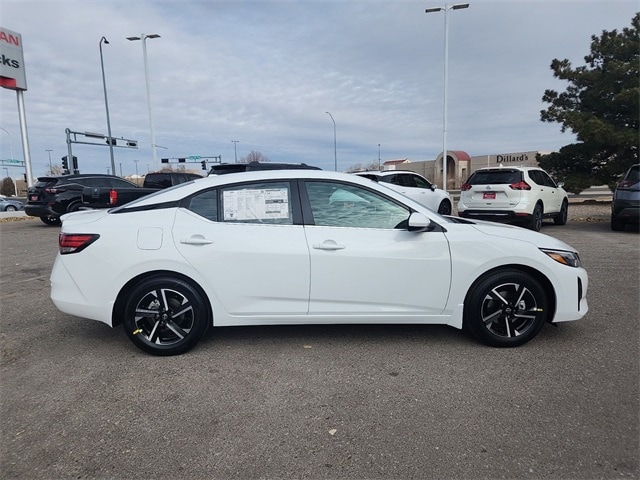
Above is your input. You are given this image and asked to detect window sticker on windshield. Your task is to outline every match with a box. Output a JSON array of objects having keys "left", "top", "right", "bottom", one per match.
[{"left": 223, "top": 188, "right": 290, "bottom": 221}]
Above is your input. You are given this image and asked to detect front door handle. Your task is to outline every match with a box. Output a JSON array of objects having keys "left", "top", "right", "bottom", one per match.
[{"left": 313, "top": 240, "right": 345, "bottom": 251}]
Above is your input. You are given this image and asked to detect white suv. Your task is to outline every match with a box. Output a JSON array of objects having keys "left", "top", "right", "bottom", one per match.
[
  {"left": 354, "top": 170, "right": 452, "bottom": 215},
  {"left": 457, "top": 166, "right": 568, "bottom": 231}
]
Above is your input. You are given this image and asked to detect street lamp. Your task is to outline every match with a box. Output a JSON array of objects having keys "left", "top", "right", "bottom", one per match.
[
  {"left": 0, "top": 126, "right": 14, "bottom": 162},
  {"left": 126, "top": 33, "right": 161, "bottom": 170},
  {"left": 99, "top": 37, "right": 116, "bottom": 177},
  {"left": 325, "top": 112, "right": 337, "bottom": 172},
  {"left": 46, "top": 149, "right": 53, "bottom": 172},
  {"left": 231, "top": 140, "right": 239, "bottom": 163},
  {"left": 378, "top": 143, "right": 381, "bottom": 170},
  {"left": 425, "top": 3, "right": 469, "bottom": 191}
]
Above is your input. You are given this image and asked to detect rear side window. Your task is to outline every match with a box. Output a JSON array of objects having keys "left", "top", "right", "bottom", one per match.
[
  {"left": 468, "top": 170, "right": 522, "bottom": 185},
  {"left": 626, "top": 165, "right": 639, "bottom": 182},
  {"left": 187, "top": 189, "right": 218, "bottom": 221}
]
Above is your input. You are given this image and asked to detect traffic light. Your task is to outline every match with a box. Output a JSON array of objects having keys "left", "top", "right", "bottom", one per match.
[
  {"left": 61, "top": 156, "right": 69, "bottom": 172},
  {"left": 161, "top": 158, "right": 169, "bottom": 163},
  {"left": 178, "top": 158, "right": 186, "bottom": 163},
  {"left": 106, "top": 137, "right": 117, "bottom": 146},
  {"left": 201, "top": 160, "right": 207, "bottom": 170}
]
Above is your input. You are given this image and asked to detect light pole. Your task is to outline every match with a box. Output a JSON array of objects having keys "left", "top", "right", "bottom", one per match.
[
  {"left": 378, "top": 143, "right": 381, "bottom": 170},
  {"left": 46, "top": 149, "right": 53, "bottom": 172},
  {"left": 425, "top": 3, "right": 469, "bottom": 191},
  {"left": 99, "top": 36, "right": 116, "bottom": 176},
  {"left": 126, "top": 33, "right": 161, "bottom": 170},
  {"left": 325, "top": 112, "right": 337, "bottom": 172},
  {"left": 231, "top": 140, "right": 239, "bottom": 163}
]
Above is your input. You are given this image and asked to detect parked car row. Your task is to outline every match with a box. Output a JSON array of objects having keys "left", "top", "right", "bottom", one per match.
[{"left": 24, "top": 162, "right": 638, "bottom": 233}]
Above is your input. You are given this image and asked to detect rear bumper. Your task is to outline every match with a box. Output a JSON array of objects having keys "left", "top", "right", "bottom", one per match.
[
  {"left": 458, "top": 210, "right": 531, "bottom": 225},
  {"left": 25, "top": 204, "right": 58, "bottom": 218},
  {"left": 612, "top": 200, "right": 640, "bottom": 223}
]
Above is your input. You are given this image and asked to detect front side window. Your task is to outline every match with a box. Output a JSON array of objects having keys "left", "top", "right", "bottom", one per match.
[
  {"left": 222, "top": 181, "right": 293, "bottom": 224},
  {"left": 305, "top": 181, "right": 410, "bottom": 229}
]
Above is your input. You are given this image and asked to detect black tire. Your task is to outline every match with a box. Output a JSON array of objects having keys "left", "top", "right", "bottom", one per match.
[
  {"left": 122, "top": 276, "right": 210, "bottom": 356},
  {"left": 610, "top": 213, "right": 625, "bottom": 231},
  {"left": 553, "top": 200, "right": 568, "bottom": 225},
  {"left": 40, "top": 215, "right": 62, "bottom": 226},
  {"left": 67, "top": 201, "right": 82, "bottom": 213},
  {"left": 4, "top": 205, "right": 17, "bottom": 212},
  {"left": 529, "top": 204, "right": 543, "bottom": 231},
  {"left": 464, "top": 269, "right": 548, "bottom": 348},
  {"left": 437, "top": 199, "right": 452, "bottom": 215}
]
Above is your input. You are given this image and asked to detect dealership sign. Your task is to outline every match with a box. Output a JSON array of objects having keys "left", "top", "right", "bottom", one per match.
[{"left": 0, "top": 27, "right": 27, "bottom": 90}]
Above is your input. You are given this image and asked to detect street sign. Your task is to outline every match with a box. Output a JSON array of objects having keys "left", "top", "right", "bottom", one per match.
[{"left": 188, "top": 155, "right": 202, "bottom": 160}]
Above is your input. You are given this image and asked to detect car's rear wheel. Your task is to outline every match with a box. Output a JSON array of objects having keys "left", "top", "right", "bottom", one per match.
[
  {"left": 553, "top": 200, "right": 568, "bottom": 225},
  {"left": 67, "top": 201, "right": 83, "bottom": 213},
  {"left": 123, "top": 276, "right": 210, "bottom": 356},
  {"left": 437, "top": 199, "right": 452, "bottom": 215},
  {"left": 529, "top": 204, "right": 543, "bottom": 231},
  {"left": 464, "top": 269, "right": 548, "bottom": 347},
  {"left": 610, "top": 213, "right": 626, "bottom": 231},
  {"left": 4, "top": 205, "right": 17, "bottom": 212},
  {"left": 40, "top": 215, "right": 61, "bottom": 226}
]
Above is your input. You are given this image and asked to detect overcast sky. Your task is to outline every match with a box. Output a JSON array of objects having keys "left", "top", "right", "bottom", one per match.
[{"left": 1, "top": 0, "right": 638, "bottom": 177}]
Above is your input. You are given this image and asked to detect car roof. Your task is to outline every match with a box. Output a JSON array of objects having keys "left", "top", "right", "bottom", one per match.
[{"left": 472, "top": 166, "right": 541, "bottom": 173}]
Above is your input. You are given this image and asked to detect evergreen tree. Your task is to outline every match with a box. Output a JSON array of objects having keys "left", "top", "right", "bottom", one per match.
[{"left": 539, "top": 13, "right": 639, "bottom": 190}]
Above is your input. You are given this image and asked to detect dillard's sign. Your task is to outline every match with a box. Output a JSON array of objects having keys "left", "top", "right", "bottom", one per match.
[{"left": 497, "top": 153, "right": 531, "bottom": 163}]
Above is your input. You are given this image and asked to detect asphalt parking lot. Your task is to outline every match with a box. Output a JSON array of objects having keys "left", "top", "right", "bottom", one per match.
[{"left": 1, "top": 205, "right": 638, "bottom": 479}]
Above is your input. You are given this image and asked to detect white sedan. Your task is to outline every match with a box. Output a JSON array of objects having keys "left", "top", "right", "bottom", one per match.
[
  {"left": 354, "top": 170, "right": 452, "bottom": 214},
  {"left": 51, "top": 170, "right": 588, "bottom": 356}
]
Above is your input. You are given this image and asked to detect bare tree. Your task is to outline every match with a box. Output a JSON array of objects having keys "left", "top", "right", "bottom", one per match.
[{"left": 240, "top": 151, "right": 270, "bottom": 163}]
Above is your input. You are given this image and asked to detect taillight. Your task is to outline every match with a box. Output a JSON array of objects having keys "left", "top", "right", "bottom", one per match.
[
  {"left": 509, "top": 181, "right": 531, "bottom": 190},
  {"left": 617, "top": 179, "right": 639, "bottom": 189},
  {"left": 460, "top": 183, "right": 472, "bottom": 191},
  {"left": 109, "top": 189, "right": 118, "bottom": 206},
  {"left": 59, "top": 233, "right": 100, "bottom": 254},
  {"left": 45, "top": 187, "right": 63, "bottom": 194}
]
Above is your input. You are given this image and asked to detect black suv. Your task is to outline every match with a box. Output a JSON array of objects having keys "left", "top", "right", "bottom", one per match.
[
  {"left": 208, "top": 161, "right": 321, "bottom": 175},
  {"left": 142, "top": 171, "right": 202, "bottom": 189},
  {"left": 25, "top": 174, "right": 140, "bottom": 226},
  {"left": 611, "top": 163, "right": 640, "bottom": 231}
]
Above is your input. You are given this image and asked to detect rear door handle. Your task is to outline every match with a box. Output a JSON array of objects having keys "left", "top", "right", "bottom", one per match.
[{"left": 181, "top": 235, "right": 214, "bottom": 245}]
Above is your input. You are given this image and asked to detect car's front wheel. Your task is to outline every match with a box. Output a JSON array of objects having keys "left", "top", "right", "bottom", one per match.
[
  {"left": 464, "top": 269, "right": 548, "bottom": 347},
  {"left": 437, "top": 199, "right": 452, "bottom": 215},
  {"left": 40, "top": 215, "right": 61, "bottom": 226},
  {"left": 122, "top": 276, "right": 210, "bottom": 356},
  {"left": 4, "top": 205, "right": 17, "bottom": 212}
]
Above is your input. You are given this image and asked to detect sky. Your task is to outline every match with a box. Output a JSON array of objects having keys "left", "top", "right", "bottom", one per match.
[{"left": 1, "top": 0, "right": 638, "bottom": 178}]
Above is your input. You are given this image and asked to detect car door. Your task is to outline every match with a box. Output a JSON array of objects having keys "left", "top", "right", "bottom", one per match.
[
  {"left": 173, "top": 180, "right": 311, "bottom": 317},
  {"left": 380, "top": 173, "right": 435, "bottom": 209},
  {"left": 529, "top": 170, "right": 563, "bottom": 214},
  {"left": 302, "top": 180, "right": 451, "bottom": 316}
]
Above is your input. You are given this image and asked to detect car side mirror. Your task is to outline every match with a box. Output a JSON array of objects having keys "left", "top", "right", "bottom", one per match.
[
  {"left": 430, "top": 184, "right": 436, "bottom": 192},
  {"left": 557, "top": 182, "right": 564, "bottom": 188},
  {"left": 408, "top": 212, "right": 432, "bottom": 232}
]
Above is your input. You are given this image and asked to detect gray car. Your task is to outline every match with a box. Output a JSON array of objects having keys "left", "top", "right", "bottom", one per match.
[
  {"left": 0, "top": 197, "right": 24, "bottom": 211},
  {"left": 611, "top": 163, "right": 640, "bottom": 231}
]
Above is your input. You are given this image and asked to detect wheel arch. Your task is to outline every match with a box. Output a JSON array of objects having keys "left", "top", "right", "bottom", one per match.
[
  {"left": 112, "top": 270, "right": 213, "bottom": 327},
  {"left": 463, "top": 264, "right": 556, "bottom": 325}
]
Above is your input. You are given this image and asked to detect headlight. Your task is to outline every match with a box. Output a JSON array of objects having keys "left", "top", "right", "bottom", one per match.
[{"left": 540, "top": 248, "right": 582, "bottom": 268}]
